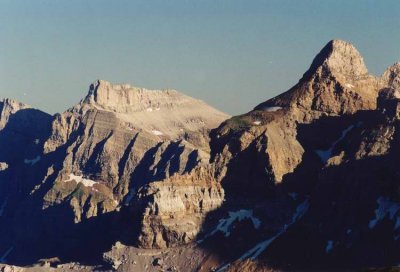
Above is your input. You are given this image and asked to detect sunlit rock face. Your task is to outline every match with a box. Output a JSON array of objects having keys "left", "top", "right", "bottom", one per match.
[
  {"left": 204, "top": 40, "right": 400, "bottom": 270},
  {"left": 1, "top": 40, "right": 400, "bottom": 271},
  {"left": 0, "top": 80, "right": 229, "bottom": 264},
  {"left": 135, "top": 168, "right": 225, "bottom": 248},
  {"left": 40, "top": 80, "right": 229, "bottom": 222}
]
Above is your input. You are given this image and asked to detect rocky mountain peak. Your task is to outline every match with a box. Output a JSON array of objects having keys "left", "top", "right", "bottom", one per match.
[
  {"left": 0, "top": 98, "right": 30, "bottom": 130},
  {"left": 81, "top": 79, "right": 189, "bottom": 114},
  {"left": 0, "top": 98, "right": 29, "bottom": 112},
  {"left": 302, "top": 39, "right": 369, "bottom": 81},
  {"left": 382, "top": 62, "right": 400, "bottom": 89},
  {"left": 255, "top": 40, "right": 378, "bottom": 117}
]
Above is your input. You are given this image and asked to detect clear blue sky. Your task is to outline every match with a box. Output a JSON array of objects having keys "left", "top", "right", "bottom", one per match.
[{"left": 0, "top": 0, "right": 399, "bottom": 115}]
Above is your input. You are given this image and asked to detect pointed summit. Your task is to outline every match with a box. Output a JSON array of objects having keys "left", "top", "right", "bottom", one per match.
[
  {"left": 301, "top": 40, "right": 369, "bottom": 81},
  {"left": 255, "top": 40, "right": 380, "bottom": 117}
]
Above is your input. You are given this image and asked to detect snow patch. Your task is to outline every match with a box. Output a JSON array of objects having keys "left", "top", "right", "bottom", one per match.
[
  {"left": 216, "top": 201, "right": 309, "bottom": 271},
  {"left": 198, "top": 209, "right": 262, "bottom": 244},
  {"left": 326, "top": 240, "right": 334, "bottom": 253},
  {"left": 24, "top": 155, "right": 41, "bottom": 166},
  {"left": 253, "top": 120, "right": 261, "bottom": 125},
  {"left": 239, "top": 200, "right": 309, "bottom": 261},
  {"left": 64, "top": 174, "right": 98, "bottom": 188},
  {"left": 216, "top": 263, "right": 231, "bottom": 272},
  {"left": 152, "top": 130, "right": 163, "bottom": 136},
  {"left": 369, "top": 196, "right": 400, "bottom": 230},
  {"left": 211, "top": 209, "right": 261, "bottom": 238},
  {"left": 0, "top": 246, "right": 13, "bottom": 263},
  {"left": 289, "top": 200, "right": 309, "bottom": 226},
  {"left": 238, "top": 233, "right": 280, "bottom": 262},
  {"left": 315, "top": 125, "right": 354, "bottom": 163},
  {"left": 124, "top": 189, "right": 136, "bottom": 205},
  {"left": 261, "top": 106, "right": 282, "bottom": 112}
]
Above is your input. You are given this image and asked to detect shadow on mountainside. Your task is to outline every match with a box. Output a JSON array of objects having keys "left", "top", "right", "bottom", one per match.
[
  {"left": 0, "top": 154, "right": 135, "bottom": 266},
  {"left": 0, "top": 108, "right": 202, "bottom": 267},
  {"left": 1, "top": 108, "right": 400, "bottom": 269},
  {"left": 0, "top": 110, "right": 137, "bottom": 266},
  {"left": 195, "top": 110, "right": 400, "bottom": 270}
]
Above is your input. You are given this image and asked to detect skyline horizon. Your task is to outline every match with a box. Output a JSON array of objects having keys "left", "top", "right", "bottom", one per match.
[
  {"left": 1, "top": 38, "right": 399, "bottom": 116},
  {"left": 1, "top": 0, "right": 399, "bottom": 115}
]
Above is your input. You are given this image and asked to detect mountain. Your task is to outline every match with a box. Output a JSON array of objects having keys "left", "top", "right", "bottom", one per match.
[
  {"left": 0, "top": 81, "right": 228, "bottom": 266},
  {"left": 256, "top": 40, "right": 380, "bottom": 115},
  {"left": 201, "top": 40, "right": 400, "bottom": 271},
  {"left": 1, "top": 40, "right": 400, "bottom": 272}
]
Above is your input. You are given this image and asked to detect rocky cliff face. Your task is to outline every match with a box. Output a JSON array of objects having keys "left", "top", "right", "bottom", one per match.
[
  {"left": 211, "top": 40, "right": 390, "bottom": 188},
  {"left": 0, "top": 81, "right": 228, "bottom": 265},
  {"left": 256, "top": 40, "right": 382, "bottom": 118},
  {"left": 1, "top": 39, "right": 400, "bottom": 271},
  {"left": 38, "top": 80, "right": 227, "bottom": 229},
  {"left": 199, "top": 40, "right": 400, "bottom": 270},
  {"left": 0, "top": 99, "right": 30, "bottom": 129},
  {"left": 134, "top": 167, "right": 224, "bottom": 248}
]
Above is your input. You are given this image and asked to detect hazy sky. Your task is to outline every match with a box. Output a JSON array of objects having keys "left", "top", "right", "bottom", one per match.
[{"left": 0, "top": 0, "right": 399, "bottom": 115}]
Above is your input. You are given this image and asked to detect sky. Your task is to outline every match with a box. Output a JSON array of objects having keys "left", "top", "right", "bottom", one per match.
[{"left": 0, "top": 0, "right": 399, "bottom": 115}]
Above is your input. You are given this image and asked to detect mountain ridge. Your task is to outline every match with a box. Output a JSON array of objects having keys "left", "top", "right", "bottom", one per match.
[{"left": 1, "top": 39, "right": 400, "bottom": 271}]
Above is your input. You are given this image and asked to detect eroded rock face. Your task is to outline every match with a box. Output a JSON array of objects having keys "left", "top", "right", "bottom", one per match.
[
  {"left": 1, "top": 39, "right": 400, "bottom": 271},
  {"left": 0, "top": 99, "right": 30, "bottom": 130},
  {"left": 0, "top": 81, "right": 229, "bottom": 264},
  {"left": 256, "top": 40, "right": 381, "bottom": 118},
  {"left": 211, "top": 40, "right": 391, "bottom": 187},
  {"left": 382, "top": 62, "right": 400, "bottom": 89},
  {"left": 134, "top": 167, "right": 224, "bottom": 248},
  {"left": 200, "top": 40, "right": 400, "bottom": 270},
  {"left": 377, "top": 88, "right": 400, "bottom": 119},
  {"left": 38, "top": 80, "right": 228, "bottom": 224}
]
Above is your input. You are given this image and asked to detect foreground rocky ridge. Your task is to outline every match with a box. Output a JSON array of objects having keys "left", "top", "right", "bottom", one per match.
[{"left": 1, "top": 40, "right": 400, "bottom": 271}]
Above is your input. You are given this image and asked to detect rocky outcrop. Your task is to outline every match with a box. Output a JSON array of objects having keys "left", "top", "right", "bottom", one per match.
[
  {"left": 37, "top": 80, "right": 228, "bottom": 224},
  {"left": 199, "top": 40, "right": 400, "bottom": 270},
  {"left": 0, "top": 99, "right": 30, "bottom": 130},
  {"left": 382, "top": 62, "right": 400, "bottom": 89},
  {"left": 0, "top": 162, "right": 8, "bottom": 171},
  {"left": 377, "top": 88, "right": 400, "bottom": 119},
  {"left": 211, "top": 40, "right": 394, "bottom": 187},
  {"left": 256, "top": 40, "right": 382, "bottom": 118},
  {"left": 0, "top": 80, "right": 229, "bottom": 265},
  {"left": 134, "top": 167, "right": 224, "bottom": 248}
]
